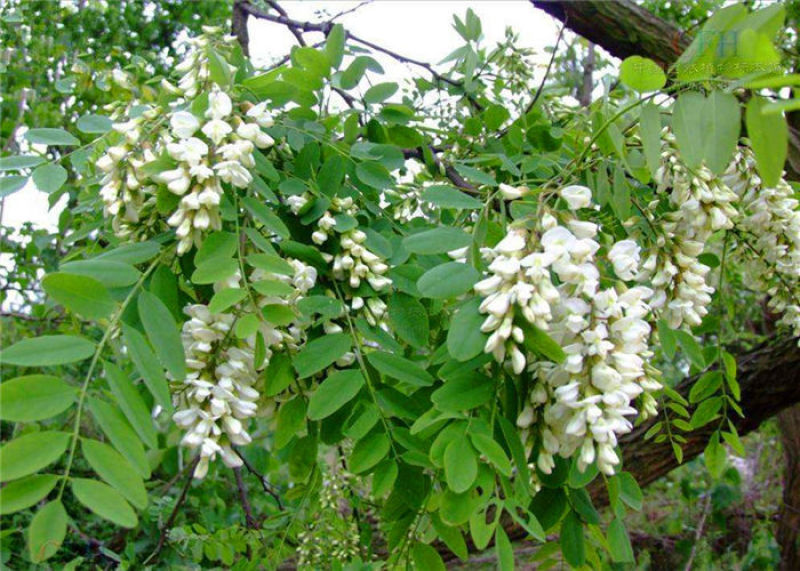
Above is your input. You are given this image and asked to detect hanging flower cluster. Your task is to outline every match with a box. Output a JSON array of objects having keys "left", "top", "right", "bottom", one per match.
[
  {"left": 723, "top": 148, "right": 800, "bottom": 339},
  {"left": 95, "top": 26, "right": 275, "bottom": 254},
  {"left": 643, "top": 131, "right": 738, "bottom": 328},
  {"left": 522, "top": 284, "right": 660, "bottom": 476},
  {"left": 478, "top": 185, "right": 661, "bottom": 476},
  {"left": 172, "top": 258, "right": 316, "bottom": 478}
]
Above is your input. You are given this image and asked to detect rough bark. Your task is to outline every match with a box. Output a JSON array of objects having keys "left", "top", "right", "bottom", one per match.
[
  {"left": 531, "top": 0, "right": 690, "bottom": 69},
  {"left": 777, "top": 405, "right": 800, "bottom": 570}
]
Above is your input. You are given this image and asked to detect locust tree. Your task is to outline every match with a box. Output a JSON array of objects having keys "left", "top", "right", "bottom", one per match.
[{"left": 1, "top": 1, "right": 800, "bottom": 568}]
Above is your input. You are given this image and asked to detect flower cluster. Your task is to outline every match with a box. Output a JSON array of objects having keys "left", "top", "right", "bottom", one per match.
[
  {"left": 521, "top": 285, "right": 660, "bottom": 475},
  {"left": 475, "top": 227, "right": 560, "bottom": 374},
  {"left": 172, "top": 304, "right": 257, "bottom": 479},
  {"left": 95, "top": 27, "right": 276, "bottom": 254},
  {"left": 172, "top": 258, "right": 316, "bottom": 478},
  {"left": 326, "top": 229, "right": 392, "bottom": 291},
  {"left": 643, "top": 131, "right": 738, "bottom": 328},
  {"left": 297, "top": 467, "right": 361, "bottom": 566},
  {"left": 310, "top": 196, "right": 358, "bottom": 245},
  {"left": 724, "top": 149, "right": 800, "bottom": 339},
  {"left": 476, "top": 185, "right": 661, "bottom": 476}
]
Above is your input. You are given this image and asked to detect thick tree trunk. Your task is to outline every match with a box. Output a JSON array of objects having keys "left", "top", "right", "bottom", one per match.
[
  {"left": 777, "top": 406, "right": 800, "bottom": 570},
  {"left": 530, "top": 0, "right": 689, "bottom": 68}
]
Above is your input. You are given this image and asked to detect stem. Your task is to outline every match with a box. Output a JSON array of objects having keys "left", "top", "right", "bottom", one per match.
[{"left": 57, "top": 252, "right": 167, "bottom": 498}]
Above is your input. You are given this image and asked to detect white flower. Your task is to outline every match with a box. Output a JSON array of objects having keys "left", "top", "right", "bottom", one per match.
[
  {"left": 560, "top": 185, "right": 592, "bottom": 210},
  {"left": 246, "top": 102, "right": 275, "bottom": 127},
  {"left": 170, "top": 111, "right": 200, "bottom": 139},
  {"left": 207, "top": 90, "right": 233, "bottom": 120},
  {"left": 214, "top": 160, "right": 252, "bottom": 188},
  {"left": 608, "top": 240, "right": 641, "bottom": 281},
  {"left": 499, "top": 183, "right": 529, "bottom": 200},
  {"left": 201, "top": 119, "right": 233, "bottom": 145}
]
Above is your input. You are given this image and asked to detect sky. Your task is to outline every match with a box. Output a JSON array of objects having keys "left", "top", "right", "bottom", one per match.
[{"left": 2, "top": 1, "right": 561, "bottom": 231}]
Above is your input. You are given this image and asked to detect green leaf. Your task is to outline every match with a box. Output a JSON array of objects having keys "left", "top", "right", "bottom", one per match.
[
  {"left": 265, "top": 353, "right": 295, "bottom": 396},
  {"left": 207, "top": 287, "right": 247, "bottom": 314},
  {"left": 617, "top": 472, "right": 643, "bottom": 511},
  {"left": 387, "top": 293, "right": 429, "bottom": 348},
  {"left": 242, "top": 196, "right": 290, "bottom": 239},
  {"left": 640, "top": 103, "right": 662, "bottom": 177},
  {"left": 247, "top": 253, "right": 295, "bottom": 275},
  {"left": 138, "top": 291, "right": 185, "bottom": 381},
  {"left": 0, "top": 431, "right": 70, "bottom": 482},
  {"left": 367, "top": 351, "right": 434, "bottom": 387},
  {"left": 0, "top": 375, "right": 76, "bottom": 422},
  {"left": 560, "top": 510, "right": 585, "bottom": 568},
  {"left": 207, "top": 47, "right": 233, "bottom": 87},
  {"left": 519, "top": 322, "right": 566, "bottom": 364},
  {"left": 250, "top": 279, "right": 295, "bottom": 297},
  {"left": 121, "top": 324, "right": 172, "bottom": 411},
  {"left": 76, "top": 114, "right": 112, "bottom": 134},
  {"left": 470, "top": 432, "right": 512, "bottom": 477},
  {"left": 88, "top": 398, "right": 150, "bottom": 478},
  {"left": 25, "top": 128, "right": 80, "bottom": 146},
  {"left": 422, "top": 184, "right": 482, "bottom": 209},
  {"left": 195, "top": 231, "right": 238, "bottom": 264},
  {"left": 355, "top": 161, "right": 393, "bottom": 190},
  {"left": 433, "top": 513, "right": 469, "bottom": 558},
  {"left": 371, "top": 459, "right": 398, "bottom": 497},
  {"left": 307, "top": 369, "right": 364, "bottom": 420},
  {"left": 704, "top": 432, "right": 726, "bottom": 479},
  {"left": 673, "top": 91, "right": 741, "bottom": 174},
  {"left": 619, "top": 56, "right": 666, "bottom": 92},
  {"left": 0, "top": 175, "right": 27, "bottom": 197},
  {"left": 28, "top": 500, "right": 67, "bottom": 563},
  {"left": 71, "top": 478, "right": 138, "bottom": 528},
  {"left": 495, "top": 526, "right": 515, "bottom": 571},
  {"left": 364, "top": 82, "right": 398, "bottom": 104},
  {"left": 59, "top": 259, "right": 140, "bottom": 288},
  {"left": 417, "top": 262, "right": 479, "bottom": 299},
  {"left": 0, "top": 154, "right": 45, "bottom": 171},
  {"left": 412, "top": 542, "right": 446, "bottom": 571},
  {"left": 191, "top": 257, "right": 238, "bottom": 285},
  {"left": 453, "top": 164, "right": 496, "bottom": 186},
  {"left": 349, "top": 432, "right": 391, "bottom": 473},
  {"left": 746, "top": 96, "right": 788, "bottom": 187},
  {"left": 703, "top": 91, "right": 741, "bottom": 174},
  {"left": 657, "top": 319, "right": 677, "bottom": 359},
  {"left": 444, "top": 437, "right": 477, "bottom": 493},
  {"left": 275, "top": 397, "right": 307, "bottom": 449},
  {"left": 689, "top": 370, "right": 723, "bottom": 404},
  {"left": 325, "top": 24, "right": 346, "bottom": 69},
  {"left": 97, "top": 241, "right": 160, "bottom": 265},
  {"left": 42, "top": 272, "right": 115, "bottom": 319},
  {"left": 569, "top": 488, "right": 600, "bottom": 524},
  {"left": 690, "top": 396, "right": 723, "bottom": 429},
  {"left": 675, "top": 330, "right": 705, "bottom": 370},
  {"left": 440, "top": 488, "right": 472, "bottom": 526},
  {"left": 81, "top": 439, "right": 147, "bottom": 510},
  {"left": 432, "top": 373, "right": 494, "bottom": 412},
  {"left": 32, "top": 164, "right": 67, "bottom": 193},
  {"left": 292, "top": 333, "right": 351, "bottom": 378},
  {"left": 447, "top": 298, "right": 488, "bottom": 361},
  {"left": 403, "top": 227, "right": 473, "bottom": 255},
  {"left": 103, "top": 361, "right": 158, "bottom": 449},
  {"left": 607, "top": 517, "right": 635, "bottom": 563},
  {"left": 0, "top": 474, "right": 59, "bottom": 515},
  {"left": 0, "top": 335, "right": 95, "bottom": 366}
]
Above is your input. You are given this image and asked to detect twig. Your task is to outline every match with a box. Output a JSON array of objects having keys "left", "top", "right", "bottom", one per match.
[
  {"left": 143, "top": 456, "right": 199, "bottom": 566},
  {"left": 238, "top": 1, "right": 481, "bottom": 108},
  {"left": 234, "top": 447, "right": 284, "bottom": 510},
  {"left": 264, "top": 0, "right": 306, "bottom": 46},
  {"left": 234, "top": 467, "right": 258, "bottom": 529}
]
